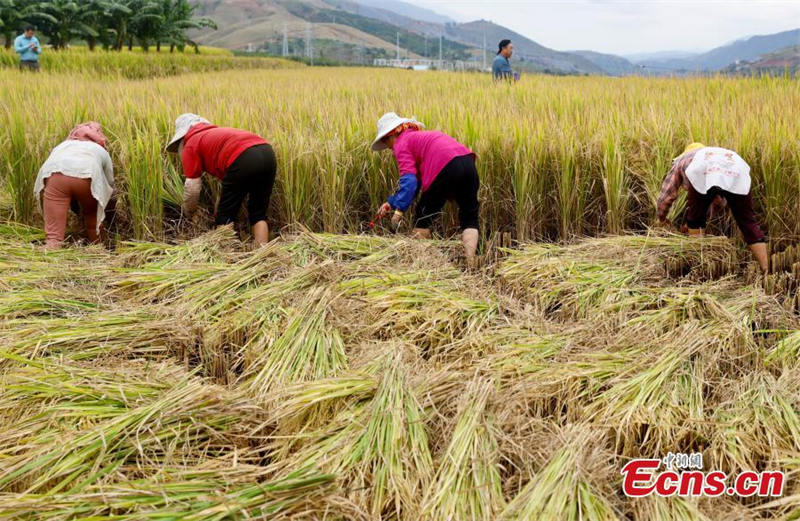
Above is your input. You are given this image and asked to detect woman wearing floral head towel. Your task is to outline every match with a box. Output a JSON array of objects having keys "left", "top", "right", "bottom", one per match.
[{"left": 657, "top": 143, "right": 768, "bottom": 272}]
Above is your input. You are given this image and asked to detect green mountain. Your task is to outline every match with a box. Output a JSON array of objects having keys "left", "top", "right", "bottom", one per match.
[
  {"left": 442, "top": 19, "right": 604, "bottom": 75},
  {"left": 724, "top": 45, "right": 800, "bottom": 77},
  {"left": 571, "top": 50, "right": 637, "bottom": 76}
]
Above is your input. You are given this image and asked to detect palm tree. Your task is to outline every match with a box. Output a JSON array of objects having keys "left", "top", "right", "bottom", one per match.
[
  {"left": 122, "top": 0, "right": 162, "bottom": 51},
  {"left": 3, "top": 0, "right": 216, "bottom": 52}
]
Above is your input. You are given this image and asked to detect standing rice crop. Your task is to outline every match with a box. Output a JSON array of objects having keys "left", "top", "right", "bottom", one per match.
[{"left": 3, "top": 66, "right": 798, "bottom": 241}]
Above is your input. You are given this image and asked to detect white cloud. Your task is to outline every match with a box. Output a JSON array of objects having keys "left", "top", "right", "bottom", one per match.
[{"left": 401, "top": 0, "right": 800, "bottom": 55}]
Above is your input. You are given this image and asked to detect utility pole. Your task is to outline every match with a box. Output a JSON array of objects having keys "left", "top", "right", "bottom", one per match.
[
  {"left": 396, "top": 32, "right": 400, "bottom": 61},
  {"left": 439, "top": 34, "right": 442, "bottom": 66},
  {"left": 482, "top": 28, "right": 486, "bottom": 70},
  {"left": 424, "top": 34, "right": 428, "bottom": 58},
  {"left": 282, "top": 23, "right": 288, "bottom": 57}
]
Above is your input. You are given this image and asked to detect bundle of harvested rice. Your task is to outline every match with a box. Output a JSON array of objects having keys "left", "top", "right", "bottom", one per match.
[
  {"left": 421, "top": 378, "right": 505, "bottom": 521},
  {"left": 272, "top": 353, "right": 432, "bottom": 519},
  {"left": 0, "top": 310, "right": 196, "bottom": 365},
  {"left": 0, "top": 468, "right": 336, "bottom": 521},
  {"left": 242, "top": 286, "right": 347, "bottom": 403},
  {"left": 339, "top": 269, "right": 498, "bottom": 351},
  {"left": 0, "top": 356, "right": 269, "bottom": 495}
]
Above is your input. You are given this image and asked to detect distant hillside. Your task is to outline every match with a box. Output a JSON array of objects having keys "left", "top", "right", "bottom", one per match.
[
  {"left": 193, "top": 1, "right": 618, "bottom": 74},
  {"left": 191, "top": 0, "right": 469, "bottom": 61},
  {"left": 639, "top": 28, "right": 800, "bottom": 72},
  {"left": 725, "top": 45, "right": 800, "bottom": 77},
  {"left": 443, "top": 20, "right": 603, "bottom": 75},
  {"left": 322, "top": 4, "right": 607, "bottom": 74},
  {"left": 281, "top": 1, "right": 472, "bottom": 58},
  {"left": 626, "top": 50, "right": 699, "bottom": 63},
  {"left": 351, "top": 0, "right": 454, "bottom": 24},
  {"left": 572, "top": 50, "right": 637, "bottom": 76}
]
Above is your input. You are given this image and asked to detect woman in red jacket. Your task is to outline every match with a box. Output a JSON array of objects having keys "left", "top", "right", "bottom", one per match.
[{"left": 166, "top": 113, "right": 276, "bottom": 245}]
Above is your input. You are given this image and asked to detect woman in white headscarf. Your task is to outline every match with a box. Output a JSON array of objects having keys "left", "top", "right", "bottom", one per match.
[{"left": 657, "top": 143, "right": 768, "bottom": 272}]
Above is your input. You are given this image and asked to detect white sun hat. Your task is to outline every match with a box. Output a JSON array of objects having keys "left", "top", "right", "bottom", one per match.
[
  {"left": 371, "top": 112, "right": 424, "bottom": 151},
  {"left": 166, "top": 113, "right": 211, "bottom": 153}
]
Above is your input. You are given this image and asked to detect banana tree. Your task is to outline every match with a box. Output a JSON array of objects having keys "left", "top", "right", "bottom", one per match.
[
  {"left": 0, "top": 0, "right": 52, "bottom": 49},
  {"left": 155, "top": 0, "right": 215, "bottom": 53}
]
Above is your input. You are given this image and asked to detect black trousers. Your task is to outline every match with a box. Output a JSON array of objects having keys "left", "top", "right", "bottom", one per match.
[
  {"left": 686, "top": 186, "right": 766, "bottom": 245},
  {"left": 216, "top": 144, "right": 276, "bottom": 226},
  {"left": 415, "top": 155, "right": 480, "bottom": 231}
]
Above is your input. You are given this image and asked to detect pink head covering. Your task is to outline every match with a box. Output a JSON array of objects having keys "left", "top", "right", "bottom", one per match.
[{"left": 67, "top": 122, "right": 108, "bottom": 149}]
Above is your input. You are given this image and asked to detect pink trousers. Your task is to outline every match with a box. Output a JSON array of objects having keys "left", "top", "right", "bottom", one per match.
[{"left": 43, "top": 173, "right": 98, "bottom": 248}]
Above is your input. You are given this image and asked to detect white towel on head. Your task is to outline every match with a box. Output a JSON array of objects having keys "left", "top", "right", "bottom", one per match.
[{"left": 685, "top": 147, "right": 751, "bottom": 195}]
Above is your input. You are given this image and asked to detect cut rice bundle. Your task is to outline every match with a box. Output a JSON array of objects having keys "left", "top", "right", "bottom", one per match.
[
  {"left": 241, "top": 286, "right": 347, "bottom": 404},
  {"left": 275, "top": 353, "right": 433, "bottom": 519},
  {"left": 421, "top": 378, "right": 505, "bottom": 521},
  {"left": 0, "top": 356, "right": 269, "bottom": 495},
  {"left": 499, "top": 429, "right": 620, "bottom": 521}
]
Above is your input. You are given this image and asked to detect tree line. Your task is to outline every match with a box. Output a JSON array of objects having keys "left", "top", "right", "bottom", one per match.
[{"left": 0, "top": 0, "right": 216, "bottom": 52}]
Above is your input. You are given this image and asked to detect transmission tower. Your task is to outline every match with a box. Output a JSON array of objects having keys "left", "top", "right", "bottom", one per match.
[{"left": 306, "top": 22, "right": 313, "bottom": 65}]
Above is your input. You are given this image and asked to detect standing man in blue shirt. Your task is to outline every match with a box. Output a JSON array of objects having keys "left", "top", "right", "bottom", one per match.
[
  {"left": 492, "top": 39, "right": 514, "bottom": 80},
  {"left": 15, "top": 26, "right": 42, "bottom": 72}
]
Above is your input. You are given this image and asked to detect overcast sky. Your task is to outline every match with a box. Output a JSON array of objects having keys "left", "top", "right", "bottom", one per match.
[{"left": 401, "top": 0, "right": 800, "bottom": 56}]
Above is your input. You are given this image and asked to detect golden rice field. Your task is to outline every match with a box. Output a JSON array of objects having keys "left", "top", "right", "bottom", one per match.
[
  {"left": 2, "top": 52, "right": 800, "bottom": 520},
  {"left": 1, "top": 58, "right": 798, "bottom": 242}
]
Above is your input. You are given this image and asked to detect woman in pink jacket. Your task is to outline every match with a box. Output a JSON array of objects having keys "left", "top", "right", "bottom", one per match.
[{"left": 371, "top": 112, "right": 480, "bottom": 264}]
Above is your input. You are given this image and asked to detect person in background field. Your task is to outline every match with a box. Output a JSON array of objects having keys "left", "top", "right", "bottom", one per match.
[
  {"left": 34, "top": 122, "right": 114, "bottom": 249},
  {"left": 371, "top": 112, "right": 480, "bottom": 265},
  {"left": 492, "top": 39, "right": 514, "bottom": 80},
  {"left": 15, "top": 26, "right": 41, "bottom": 71},
  {"left": 166, "top": 113, "right": 276, "bottom": 245},
  {"left": 657, "top": 142, "right": 768, "bottom": 272}
]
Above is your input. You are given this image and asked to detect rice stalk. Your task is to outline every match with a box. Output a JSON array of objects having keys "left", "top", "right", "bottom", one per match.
[
  {"left": 0, "top": 311, "right": 195, "bottom": 365},
  {"left": 276, "top": 353, "right": 432, "bottom": 519},
  {"left": 0, "top": 468, "right": 335, "bottom": 521}
]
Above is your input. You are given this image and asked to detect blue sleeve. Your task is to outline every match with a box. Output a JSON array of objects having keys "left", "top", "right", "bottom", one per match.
[
  {"left": 14, "top": 37, "right": 25, "bottom": 54},
  {"left": 34, "top": 38, "right": 41, "bottom": 54},
  {"left": 386, "top": 173, "right": 418, "bottom": 212}
]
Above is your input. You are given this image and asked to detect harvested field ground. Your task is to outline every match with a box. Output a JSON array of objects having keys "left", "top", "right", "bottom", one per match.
[{"left": 2, "top": 222, "right": 800, "bottom": 520}]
